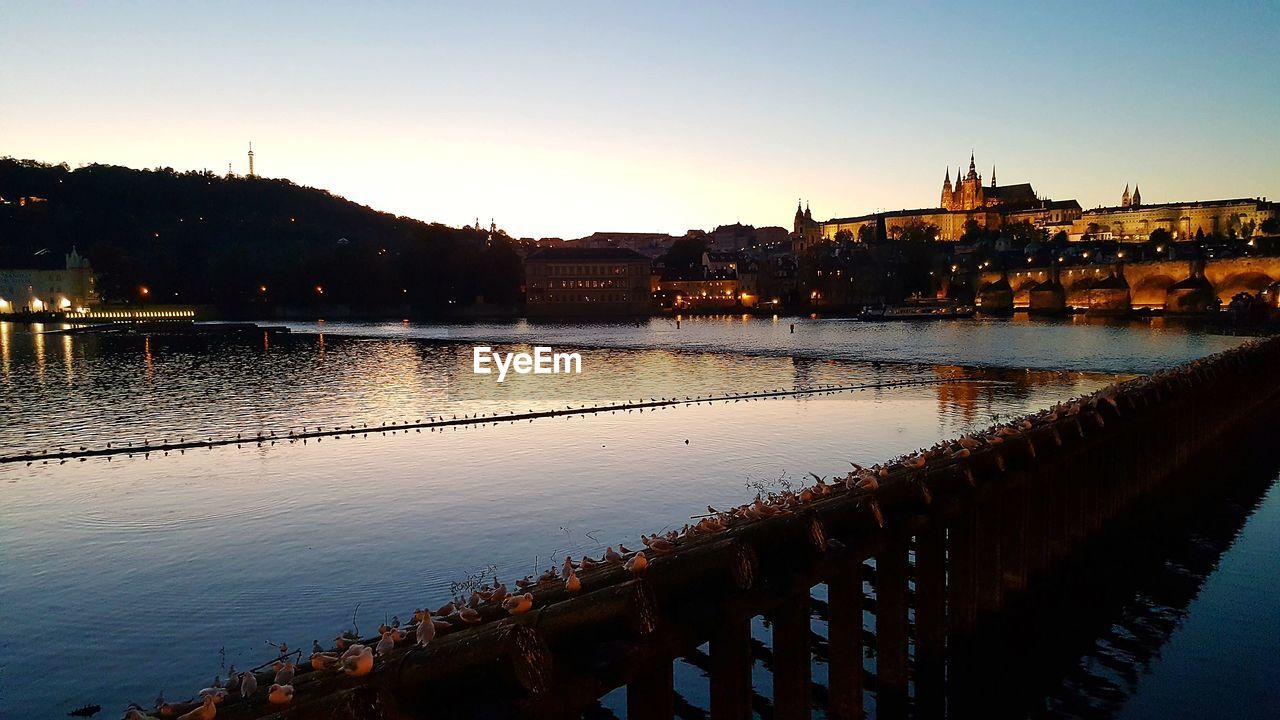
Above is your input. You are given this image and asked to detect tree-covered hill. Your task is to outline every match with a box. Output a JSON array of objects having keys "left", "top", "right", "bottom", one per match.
[{"left": 0, "top": 158, "right": 523, "bottom": 313}]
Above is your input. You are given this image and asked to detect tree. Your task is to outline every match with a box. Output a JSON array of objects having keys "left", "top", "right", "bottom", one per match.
[
  {"left": 857, "top": 224, "right": 877, "bottom": 244},
  {"left": 1149, "top": 228, "right": 1173, "bottom": 245},
  {"left": 1261, "top": 217, "right": 1280, "bottom": 235},
  {"left": 659, "top": 236, "right": 707, "bottom": 273}
]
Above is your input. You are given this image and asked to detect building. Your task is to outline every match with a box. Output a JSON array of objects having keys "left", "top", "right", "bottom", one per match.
[
  {"left": 795, "top": 153, "right": 1075, "bottom": 243},
  {"left": 0, "top": 246, "right": 97, "bottom": 314},
  {"left": 1072, "top": 191, "right": 1274, "bottom": 242},
  {"left": 524, "top": 247, "right": 653, "bottom": 316}
]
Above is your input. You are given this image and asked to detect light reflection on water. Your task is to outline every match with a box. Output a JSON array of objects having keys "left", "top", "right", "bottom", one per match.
[{"left": 0, "top": 318, "right": 1265, "bottom": 717}]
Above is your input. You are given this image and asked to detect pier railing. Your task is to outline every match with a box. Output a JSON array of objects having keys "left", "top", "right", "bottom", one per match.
[{"left": 185, "top": 337, "right": 1280, "bottom": 720}]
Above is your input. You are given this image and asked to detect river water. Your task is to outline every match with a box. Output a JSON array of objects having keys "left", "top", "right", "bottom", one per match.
[{"left": 0, "top": 316, "right": 1274, "bottom": 718}]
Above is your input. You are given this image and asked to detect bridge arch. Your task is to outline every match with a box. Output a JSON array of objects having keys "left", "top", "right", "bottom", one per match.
[
  {"left": 1216, "top": 271, "right": 1276, "bottom": 302},
  {"left": 1131, "top": 275, "right": 1178, "bottom": 309}
]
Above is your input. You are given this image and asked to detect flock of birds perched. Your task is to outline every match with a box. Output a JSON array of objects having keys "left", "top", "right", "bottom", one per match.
[
  {"left": 14, "top": 381, "right": 946, "bottom": 466},
  {"left": 109, "top": 338, "right": 1254, "bottom": 720}
]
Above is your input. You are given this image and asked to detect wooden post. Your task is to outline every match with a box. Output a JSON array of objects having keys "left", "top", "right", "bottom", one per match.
[
  {"left": 826, "top": 560, "right": 864, "bottom": 720},
  {"left": 875, "top": 541, "right": 910, "bottom": 717},
  {"left": 627, "top": 659, "right": 674, "bottom": 720},
  {"left": 913, "top": 523, "right": 947, "bottom": 719},
  {"left": 974, "top": 487, "right": 1003, "bottom": 613},
  {"left": 947, "top": 507, "right": 977, "bottom": 638},
  {"left": 709, "top": 615, "right": 753, "bottom": 720},
  {"left": 999, "top": 479, "right": 1028, "bottom": 595},
  {"left": 771, "top": 592, "right": 813, "bottom": 720}
]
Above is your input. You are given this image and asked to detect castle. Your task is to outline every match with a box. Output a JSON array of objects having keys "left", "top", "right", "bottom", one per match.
[
  {"left": 940, "top": 153, "right": 1037, "bottom": 211},
  {"left": 794, "top": 153, "right": 1272, "bottom": 245}
]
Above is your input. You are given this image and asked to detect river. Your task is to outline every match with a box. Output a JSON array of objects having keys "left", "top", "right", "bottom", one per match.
[{"left": 0, "top": 315, "right": 1274, "bottom": 718}]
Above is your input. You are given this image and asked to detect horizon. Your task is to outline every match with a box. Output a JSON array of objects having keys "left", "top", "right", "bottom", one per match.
[{"left": 3, "top": 1, "right": 1278, "bottom": 238}]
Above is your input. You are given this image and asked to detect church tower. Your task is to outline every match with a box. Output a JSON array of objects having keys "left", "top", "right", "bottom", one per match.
[
  {"left": 941, "top": 168, "right": 953, "bottom": 210},
  {"left": 793, "top": 199, "right": 805, "bottom": 235},
  {"left": 1122, "top": 184, "right": 1131, "bottom": 208},
  {"left": 991, "top": 165, "right": 997, "bottom": 188},
  {"left": 1131, "top": 185, "right": 1141, "bottom": 207}
]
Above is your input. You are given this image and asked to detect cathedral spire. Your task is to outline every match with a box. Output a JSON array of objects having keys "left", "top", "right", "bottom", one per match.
[
  {"left": 1131, "top": 184, "right": 1141, "bottom": 207},
  {"left": 969, "top": 151, "right": 976, "bottom": 173},
  {"left": 991, "top": 164, "right": 996, "bottom": 187},
  {"left": 1122, "top": 184, "right": 1131, "bottom": 208},
  {"left": 944, "top": 166, "right": 951, "bottom": 184}
]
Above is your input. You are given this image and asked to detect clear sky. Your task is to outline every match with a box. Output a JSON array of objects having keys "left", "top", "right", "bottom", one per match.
[{"left": 2, "top": 1, "right": 1278, "bottom": 239}]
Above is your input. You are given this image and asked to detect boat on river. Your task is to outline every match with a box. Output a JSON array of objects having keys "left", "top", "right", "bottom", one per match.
[{"left": 859, "top": 296, "right": 975, "bottom": 320}]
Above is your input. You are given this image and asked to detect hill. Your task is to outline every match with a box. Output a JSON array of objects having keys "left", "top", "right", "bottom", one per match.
[{"left": 0, "top": 158, "right": 523, "bottom": 314}]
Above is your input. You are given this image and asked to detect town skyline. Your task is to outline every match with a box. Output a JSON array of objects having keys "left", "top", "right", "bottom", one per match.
[{"left": 4, "top": 1, "right": 1278, "bottom": 238}]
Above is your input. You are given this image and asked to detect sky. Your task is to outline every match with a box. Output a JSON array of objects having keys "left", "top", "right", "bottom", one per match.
[{"left": 2, "top": 1, "right": 1278, "bottom": 239}]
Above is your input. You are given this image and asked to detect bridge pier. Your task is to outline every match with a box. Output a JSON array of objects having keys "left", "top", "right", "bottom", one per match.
[
  {"left": 976, "top": 271, "right": 1014, "bottom": 315},
  {"left": 1166, "top": 258, "right": 1218, "bottom": 315}
]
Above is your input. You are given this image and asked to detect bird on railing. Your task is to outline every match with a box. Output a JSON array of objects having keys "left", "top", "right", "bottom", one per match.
[
  {"left": 341, "top": 644, "right": 374, "bottom": 677},
  {"left": 624, "top": 551, "right": 648, "bottom": 575},
  {"left": 175, "top": 695, "right": 216, "bottom": 720},
  {"left": 273, "top": 660, "right": 294, "bottom": 685},
  {"left": 375, "top": 631, "right": 396, "bottom": 656},
  {"left": 267, "top": 684, "right": 295, "bottom": 705},
  {"left": 416, "top": 611, "right": 436, "bottom": 647},
  {"left": 239, "top": 670, "right": 257, "bottom": 698},
  {"left": 502, "top": 592, "right": 533, "bottom": 614}
]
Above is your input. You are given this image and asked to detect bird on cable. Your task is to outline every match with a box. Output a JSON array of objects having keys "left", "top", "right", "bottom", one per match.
[{"left": 267, "top": 684, "right": 295, "bottom": 705}]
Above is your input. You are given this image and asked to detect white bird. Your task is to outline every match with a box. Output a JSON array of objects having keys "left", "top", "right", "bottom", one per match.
[
  {"left": 342, "top": 645, "right": 374, "bottom": 677},
  {"left": 176, "top": 695, "right": 216, "bottom": 720},
  {"left": 310, "top": 651, "right": 341, "bottom": 671},
  {"left": 625, "top": 551, "right": 648, "bottom": 575},
  {"left": 416, "top": 612, "right": 436, "bottom": 647},
  {"left": 239, "top": 671, "right": 258, "bottom": 698},
  {"left": 268, "top": 684, "right": 295, "bottom": 705},
  {"left": 502, "top": 592, "right": 533, "bottom": 615},
  {"left": 273, "top": 660, "right": 295, "bottom": 685},
  {"left": 376, "top": 630, "right": 396, "bottom": 656}
]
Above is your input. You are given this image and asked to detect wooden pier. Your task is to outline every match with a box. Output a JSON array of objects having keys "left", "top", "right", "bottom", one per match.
[{"left": 157, "top": 338, "right": 1280, "bottom": 720}]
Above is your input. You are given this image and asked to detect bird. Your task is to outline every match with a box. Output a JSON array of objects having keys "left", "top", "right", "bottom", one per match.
[
  {"left": 310, "top": 651, "right": 340, "bottom": 671},
  {"left": 564, "top": 568, "right": 581, "bottom": 594},
  {"left": 376, "top": 630, "right": 396, "bottom": 656},
  {"left": 239, "top": 671, "right": 258, "bottom": 698},
  {"left": 267, "top": 684, "right": 295, "bottom": 705},
  {"left": 273, "top": 660, "right": 295, "bottom": 685},
  {"left": 416, "top": 612, "right": 436, "bottom": 647},
  {"left": 503, "top": 592, "right": 533, "bottom": 614},
  {"left": 176, "top": 696, "right": 216, "bottom": 720},
  {"left": 342, "top": 645, "right": 374, "bottom": 677},
  {"left": 604, "top": 547, "right": 623, "bottom": 564},
  {"left": 624, "top": 551, "right": 648, "bottom": 575}
]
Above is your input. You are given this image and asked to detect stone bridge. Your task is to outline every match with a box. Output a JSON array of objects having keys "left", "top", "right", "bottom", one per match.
[{"left": 976, "top": 255, "right": 1280, "bottom": 314}]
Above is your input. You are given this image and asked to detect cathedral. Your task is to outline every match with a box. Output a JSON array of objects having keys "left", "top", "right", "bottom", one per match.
[{"left": 941, "top": 153, "right": 1038, "bottom": 211}]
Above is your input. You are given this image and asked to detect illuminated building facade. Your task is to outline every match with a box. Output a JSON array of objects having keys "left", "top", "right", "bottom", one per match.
[
  {"left": 0, "top": 246, "right": 97, "bottom": 314},
  {"left": 524, "top": 247, "right": 653, "bottom": 316}
]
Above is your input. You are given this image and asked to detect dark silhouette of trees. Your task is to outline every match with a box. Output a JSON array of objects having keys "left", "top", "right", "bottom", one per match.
[{"left": 0, "top": 158, "right": 520, "bottom": 314}]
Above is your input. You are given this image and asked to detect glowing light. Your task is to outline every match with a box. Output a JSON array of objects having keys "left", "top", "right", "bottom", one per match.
[
  {"left": 139, "top": 286, "right": 150, "bottom": 296},
  {"left": 58, "top": 297, "right": 71, "bottom": 309},
  {"left": 315, "top": 285, "right": 325, "bottom": 294},
  {"left": 259, "top": 285, "right": 268, "bottom": 293}
]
